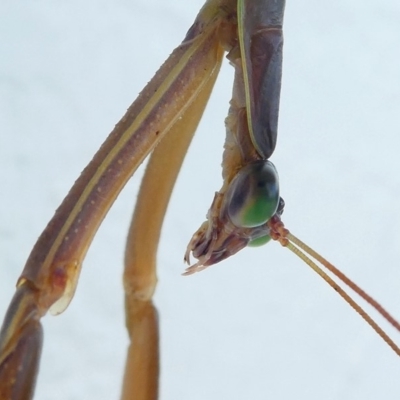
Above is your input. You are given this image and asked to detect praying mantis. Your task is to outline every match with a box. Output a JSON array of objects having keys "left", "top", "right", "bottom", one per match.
[{"left": 1, "top": 0, "right": 400, "bottom": 399}]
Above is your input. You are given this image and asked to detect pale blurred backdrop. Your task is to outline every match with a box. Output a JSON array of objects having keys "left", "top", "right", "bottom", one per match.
[{"left": 1, "top": 1, "right": 400, "bottom": 399}]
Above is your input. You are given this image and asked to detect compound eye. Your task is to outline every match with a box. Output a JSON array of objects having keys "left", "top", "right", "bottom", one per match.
[
  {"left": 248, "top": 234, "right": 271, "bottom": 247},
  {"left": 225, "top": 161, "right": 279, "bottom": 228}
]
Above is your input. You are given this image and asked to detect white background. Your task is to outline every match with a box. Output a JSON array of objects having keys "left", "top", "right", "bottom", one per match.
[{"left": 1, "top": 1, "right": 400, "bottom": 399}]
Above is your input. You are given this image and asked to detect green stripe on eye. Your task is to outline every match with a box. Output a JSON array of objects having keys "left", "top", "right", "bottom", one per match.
[
  {"left": 225, "top": 160, "right": 279, "bottom": 228},
  {"left": 242, "top": 192, "right": 278, "bottom": 227},
  {"left": 248, "top": 234, "right": 271, "bottom": 247}
]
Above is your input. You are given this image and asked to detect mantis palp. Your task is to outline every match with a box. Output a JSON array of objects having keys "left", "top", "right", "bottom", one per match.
[{"left": 1, "top": 0, "right": 400, "bottom": 399}]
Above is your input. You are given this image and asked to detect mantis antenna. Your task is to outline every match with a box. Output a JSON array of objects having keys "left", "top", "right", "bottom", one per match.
[{"left": 268, "top": 216, "right": 400, "bottom": 357}]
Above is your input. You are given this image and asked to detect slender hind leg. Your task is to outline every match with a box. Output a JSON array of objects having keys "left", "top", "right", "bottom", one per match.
[{"left": 120, "top": 37, "right": 224, "bottom": 400}]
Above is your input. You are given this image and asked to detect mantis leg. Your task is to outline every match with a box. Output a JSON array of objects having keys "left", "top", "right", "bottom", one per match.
[
  {"left": 121, "top": 50, "right": 223, "bottom": 399},
  {"left": 0, "top": 1, "right": 231, "bottom": 398}
]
